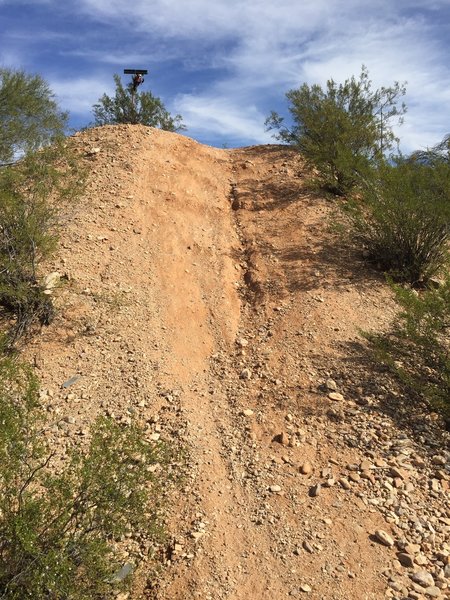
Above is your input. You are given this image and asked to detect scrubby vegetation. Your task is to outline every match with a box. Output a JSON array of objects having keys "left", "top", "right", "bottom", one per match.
[
  {"left": 0, "top": 67, "right": 83, "bottom": 347},
  {"left": 349, "top": 158, "right": 450, "bottom": 284},
  {"left": 0, "top": 354, "right": 171, "bottom": 599},
  {"left": 269, "top": 69, "right": 450, "bottom": 423},
  {"left": 268, "top": 67, "right": 449, "bottom": 287},
  {"left": 266, "top": 66, "right": 406, "bottom": 196},
  {"left": 0, "top": 68, "right": 67, "bottom": 165},
  {"left": 92, "top": 74, "right": 184, "bottom": 130},
  {"left": 0, "top": 141, "right": 83, "bottom": 347},
  {"left": 367, "top": 276, "right": 450, "bottom": 425}
]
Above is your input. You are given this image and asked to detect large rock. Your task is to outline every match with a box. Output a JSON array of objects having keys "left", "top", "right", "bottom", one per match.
[{"left": 410, "top": 570, "right": 435, "bottom": 588}]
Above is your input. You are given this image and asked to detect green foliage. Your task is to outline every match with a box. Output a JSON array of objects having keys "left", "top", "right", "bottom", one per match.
[
  {"left": 368, "top": 275, "right": 450, "bottom": 424},
  {"left": 266, "top": 66, "right": 406, "bottom": 195},
  {"left": 349, "top": 158, "right": 450, "bottom": 284},
  {"left": 0, "top": 140, "right": 84, "bottom": 346},
  {"left": 0, "top": 355, "right": 170, "bottom": 599},
  {"left": 92, "top": 74, "right": 184, "bottom": 131},
  {"left": 0, "top": 68, "right": 67, "bottom": 164}
]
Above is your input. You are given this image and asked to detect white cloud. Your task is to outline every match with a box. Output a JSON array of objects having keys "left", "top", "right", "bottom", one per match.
[
  {"left": 50, "top": 75, "right": 114, "bottom": 117},
  {"left": 174, "top": 93, "right": 272, "bottom": 145},
  {"left": 4, "top": 0, "right": 450, "bottom": 150}
]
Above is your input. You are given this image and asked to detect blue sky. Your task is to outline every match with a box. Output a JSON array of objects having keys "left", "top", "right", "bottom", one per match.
[{"left": 1, "top": 0, "right": 450, "bottom": 151}]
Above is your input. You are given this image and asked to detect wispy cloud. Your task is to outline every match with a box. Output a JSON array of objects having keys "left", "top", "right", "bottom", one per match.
[
  {"left": 1, "top": 0, "right": 449, "bottom": 150},
  {"left": 174, "top": 94, "right": 272, "bottom": 146},
  {"left": 50, "top": 75, "right": 114, "bottom": 119}
]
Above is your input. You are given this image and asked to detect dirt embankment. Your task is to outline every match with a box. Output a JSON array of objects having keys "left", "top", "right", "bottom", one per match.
[{"left": 27, "top": 125, "right": 449, "bottom": 600}]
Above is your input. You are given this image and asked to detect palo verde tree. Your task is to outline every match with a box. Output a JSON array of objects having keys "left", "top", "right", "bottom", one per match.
[
  {"left": 92, "top": 74, "right": 184, "bottom": 131},
  {"left": 349, "top": 157, "right": 450, "bottom": 284},
  {"left": 0, "top": 68, "right": 82, "bottom": 346},
  {"left": 0, "top": 68, "right": 68, "bottom": 164},
  {"left": 266, "top": 66, "right": 406, "bottom": 195}
]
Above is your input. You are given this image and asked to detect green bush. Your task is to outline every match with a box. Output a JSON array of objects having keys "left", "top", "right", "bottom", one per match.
[
  {"left": 0, "top": 68, "right": 67, "bottom": 165},
  {"left": 266, "top": 66, "right": 406, "bottom": 196},
  {"left": 0, "top": 67, "right": 84, "bottom": 346},
  {"left": 349, "top": 159, "right": 450, "bottom": 284},
  {"left": 0, "top": 355, "right": 171, "bottom": 599},
  {"left": 368, "top": 275, "right": 450, "bottom": 424},
  {"left": 0, "top": 141, "right": 84, "bottom": 346},
  {"left": 92, "top": 74, "right": 184, "bottom": 130}
]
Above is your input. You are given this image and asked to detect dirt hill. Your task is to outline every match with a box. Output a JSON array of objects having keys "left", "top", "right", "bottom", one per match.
[{"left": 27, "top": 125, "right": 449, "bottom": 600}]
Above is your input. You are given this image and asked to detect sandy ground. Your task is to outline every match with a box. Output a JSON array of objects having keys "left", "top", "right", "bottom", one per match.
[{"left": 24, "top": 125, "right": 449, "bottom": 600}]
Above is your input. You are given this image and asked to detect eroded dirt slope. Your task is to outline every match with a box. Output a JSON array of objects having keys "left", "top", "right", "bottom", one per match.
[{"left": 27, "top": 125, "right": 449, "bottom": 600}]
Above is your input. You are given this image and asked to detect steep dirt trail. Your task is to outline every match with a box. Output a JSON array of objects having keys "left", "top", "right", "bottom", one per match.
[{"left": 26, "top": 126, "right": 449, "bottom": 600}]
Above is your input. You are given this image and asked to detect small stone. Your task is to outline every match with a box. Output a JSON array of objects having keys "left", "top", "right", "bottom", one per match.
[
  {"left": 237, "top": 337, "right": 249, "bottom": 347},
  {"left": 328, "top": 392, "right": 344, "bottom": 401},
  {"left": 405, "top": 544, "right": 421, "bottom": 555},
  {"left": 423, "top": 587, "right": 441, "bottom": 598},
  {"left": 397, "top": 552, "right": 415, "bottom": 568},
  {"left": 325, "top": 379, "right": 337, "bottom": 391},
  {"left": 388, "top": 579, "right": 404, "bottom": 592},
  {"left": 360, "top": 460, "right": 373, "bottom": 471},
  {"left": 240, "top": 368, "right": 252, "bottom": 380},
  {"left": 269, "top": 485, "right": 282, "bottom": 493},
  {"left": 309, "top": 483, "right": 321, "bottom": 497},
  {"left": 339, "top": 477, "right": 351, "bottom": 490},
  {"left": 390, "top": 466, "right": 408, "bottom": 480},
  {"left": 374, "top": 529, "right": 395, "bottom": 547},
  {"left": 302, "top": 541, "right": 314, "bottom": 554},
  {"left": 299, "top": 461, "right": 313, "bottom": 475},
  {"left": 42, "top": 271, "right": 61, "bottom": 290},
  {"left": 300, "top": 584, "right": 312, "bottom": 593},
  {"left": 430, "top": 479, "right": 441, "bottom": 492},
  {"left": 242, "top": 409, "right": 254, "bottom": 417},
  {"left": 408, "top": 592, "right": 424, "bottom": 600},
  {"left": 411, "top": 570, "right": 435, "bottom": 588},
  {"left": 111, "top": 563, "right": 134, "bottom": 583}
]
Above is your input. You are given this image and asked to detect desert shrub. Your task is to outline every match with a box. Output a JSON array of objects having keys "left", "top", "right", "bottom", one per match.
[
  {"left": 0, "top": 141, "right": 84, "bottom": 346},
  {"left": 368, "top": 275, "right": 450, "bottom": 425},
  {"left": 266, "top": 66, "right": 406, "bottom": 196},
  {"left": 349, "top": 159, "right": 450, "bottom": 284},
  {"left": 0, "top": 68, "right": 67, "bottom": 165},
  {"left": 92, "top": 74, "right": 184, "bottom": 131},
  {"left": 0, "top": 354, "right": 171, "bottom": 599}
]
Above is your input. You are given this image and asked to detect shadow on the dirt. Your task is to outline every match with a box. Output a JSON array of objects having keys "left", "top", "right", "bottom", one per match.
[
  {"left": 326, "top": 338, "right": 450, "bottom": 450},
  {"left": 274, "top": 237, "right": 384, "bottom": 294},
  {"left": 233, "top": 151, "right": 386, "bottom": 295}
]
